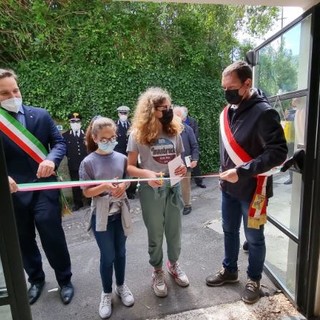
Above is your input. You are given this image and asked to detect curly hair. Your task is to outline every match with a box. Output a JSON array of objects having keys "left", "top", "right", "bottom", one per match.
[
  {"left": 131, "top": 87, "right": 182, "bottom": 145},
  {"left": 85, "top": 116, "right": 117, "bottom": 153}
]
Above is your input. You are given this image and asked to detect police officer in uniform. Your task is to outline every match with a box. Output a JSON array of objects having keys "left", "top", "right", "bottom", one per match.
[
  {"left": 63, "top": 112, "right": 87, "bottom": 210},
  {"left": 114, "top": 106, "right": 136, "bottom": 199}
]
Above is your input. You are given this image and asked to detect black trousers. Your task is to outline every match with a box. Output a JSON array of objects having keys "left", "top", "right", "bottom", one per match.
[
  {"left": 13, "top": 190, "right": 72, "bottom": 286},
  {"left": 69, "top": 169, "right": 83, "bottom": 207}
]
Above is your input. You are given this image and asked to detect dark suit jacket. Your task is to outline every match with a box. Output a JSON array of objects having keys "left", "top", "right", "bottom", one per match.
[
  {"left": 1, "top": 105, "right": 66, "bottom": 206},
  {"left": 184, "top": 116, "right": 199, "bottom": 141},
  {"left": 115, "top": 119, "right": 131, "bottom": 155},
  {"left": 62, "top": 129, "right": 87, "bottom": 171}
]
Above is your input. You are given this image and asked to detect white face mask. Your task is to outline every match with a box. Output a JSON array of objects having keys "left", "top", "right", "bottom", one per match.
[
  {"left": 70, "top": 123, "right": 81, "bottom": 132},
  {"left": 1, "top": 97, "right": 22, "bottom": 113},
  {"left": 119, "top": 114, "right": 128, "bottom": 122}
]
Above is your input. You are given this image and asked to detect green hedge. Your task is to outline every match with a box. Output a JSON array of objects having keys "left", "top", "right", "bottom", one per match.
[{"left": 13, "top": 60, "right": 224, "bottom": 173}]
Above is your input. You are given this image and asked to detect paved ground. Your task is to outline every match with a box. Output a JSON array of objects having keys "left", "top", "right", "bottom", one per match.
[{"left": 29, "top": 176, "right": 304, "bottom": 320}]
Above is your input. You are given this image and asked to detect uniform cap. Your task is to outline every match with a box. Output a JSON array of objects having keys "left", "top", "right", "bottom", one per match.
[
  {"left": 117, "top": 106, "right": 130, "bottom": 112},
  {"left": 68, "top": 112, "right": 82, "bottom": 121}
]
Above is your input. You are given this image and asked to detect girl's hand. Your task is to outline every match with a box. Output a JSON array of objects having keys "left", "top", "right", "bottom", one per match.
[
  {"left": 174, "top": 164, "right": 187, "bottom": 177},
  {"left": 110, "top": 182, "right": 126, "bottom": 198},
  {"left": 147, "top": 171, "right": 164, "bottom": 188}
]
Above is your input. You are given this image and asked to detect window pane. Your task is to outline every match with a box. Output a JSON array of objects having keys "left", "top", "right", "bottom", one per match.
[
  {"left": 255, "top": 15, "right": 311, "bottom": 97},
  {"left": 269, "top": 171, "right": 302, "bottom": 236},
  {"left": 265, "top": 222, "right": 298, "bottom": 296}
]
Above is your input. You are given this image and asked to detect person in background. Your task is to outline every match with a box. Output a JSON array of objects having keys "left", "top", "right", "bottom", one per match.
[
  {"left": 181, "top": 106, "right": 206, "bottom": 188},
  {"left": 62, "top": 112, "right": 88, "bottom": 210},
  {"left": 173, "top": 106, "right": 199, "bottom": 215},
  {"left": 1, "top": 68, "right": 74, "bottom": 305},
  {"left": 283, "top": 101, "right": 296, "bottom": 185},
  {"left": 205, "top": 61, "right": 287, "bottom": 304},
  {"left": 79, "top": 117, "right": 134, "bottom": 319},
  {"left": 127, "top": 87, "right": 189, "bottom": 298},
  {"left": 115, "top": 106, "right": 136, "bottom": 199}
]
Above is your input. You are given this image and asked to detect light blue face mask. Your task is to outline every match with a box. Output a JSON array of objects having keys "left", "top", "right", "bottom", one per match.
[{"left": 97, "top": 140, "right": 118, "bottom": 154}]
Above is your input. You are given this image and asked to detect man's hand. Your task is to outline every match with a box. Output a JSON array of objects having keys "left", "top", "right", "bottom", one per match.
[
  {"left": 8, "top": 176, "right": 18, "bottom": 193},
  {"left": 220, "top": 168, "right": 239, "bottom": 183},
  {"left": 190, "top": 160, "right": 198, "bottom": 169},
  {"left": 36, "top": 160, "right": 55, "bottom": 178}
]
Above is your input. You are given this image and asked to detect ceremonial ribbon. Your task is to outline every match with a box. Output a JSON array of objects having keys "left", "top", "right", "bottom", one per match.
[{"left": 17, "top": 174, "right": 221, "bottom": 192}]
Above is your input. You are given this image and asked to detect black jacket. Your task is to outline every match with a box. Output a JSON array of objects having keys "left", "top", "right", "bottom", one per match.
[
  {"left": 220, "top": 89, "right": 288, "bottom": 201},
  {"left": 62, "top": 129, "right": 87, "bottom": 171},
  {"left": 115, "top": 119, "right": 131, "bottom": 155}
]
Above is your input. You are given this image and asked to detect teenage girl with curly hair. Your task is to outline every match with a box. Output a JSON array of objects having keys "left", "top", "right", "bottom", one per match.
[{"left": 127, "top": 87, "right": 189, "bottom": 297}]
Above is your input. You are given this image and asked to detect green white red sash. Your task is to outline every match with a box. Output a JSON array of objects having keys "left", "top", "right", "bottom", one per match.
[
  {"left": 220, "top": 106, "right": 267, "bottom": 229},
  {"left": 0, "top": 108, "right": 47, "bottom": 163}
]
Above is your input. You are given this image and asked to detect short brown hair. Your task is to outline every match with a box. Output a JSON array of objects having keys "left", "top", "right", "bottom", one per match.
[{"left": 222, "top": 61, "right": 252, "bottom": 83}]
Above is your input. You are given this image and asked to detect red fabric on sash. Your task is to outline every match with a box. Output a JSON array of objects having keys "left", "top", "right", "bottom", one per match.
[{"left": 0, "top": 121, "right": 43, "bottom": 163}]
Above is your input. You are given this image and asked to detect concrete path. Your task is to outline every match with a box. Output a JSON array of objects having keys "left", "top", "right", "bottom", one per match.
[{"left": 30, "top": 176, "right": 303, "bottom": 320}]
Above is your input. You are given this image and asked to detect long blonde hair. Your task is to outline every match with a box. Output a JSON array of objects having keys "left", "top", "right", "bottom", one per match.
[{"left": 131, "top": 87, "right": 181, "bottom": 145}]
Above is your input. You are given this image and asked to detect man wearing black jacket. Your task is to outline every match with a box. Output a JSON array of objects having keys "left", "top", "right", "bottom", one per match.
[{"left": 205, "top": 61, "right": 287, "bottom": 304}]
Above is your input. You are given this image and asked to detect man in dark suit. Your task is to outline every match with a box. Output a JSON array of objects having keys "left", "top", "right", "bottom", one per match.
[
  {"left": 181, "top": 106, "right": 206, "bottom": 188},
  {"left": 114, "top": 105, "right": 136, "bottom": 199},
  {"left": 62, "top": 112, "right": 87, "bottom": 210},
  {"left": 1, "top": 69, "right": 74, "bottom": 305}
]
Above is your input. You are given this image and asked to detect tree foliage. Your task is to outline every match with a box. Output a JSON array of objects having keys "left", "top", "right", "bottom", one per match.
[{"left": 0, "top": 0, "right": 279, "bottom": 172}]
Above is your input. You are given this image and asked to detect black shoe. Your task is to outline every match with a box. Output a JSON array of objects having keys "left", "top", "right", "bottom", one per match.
[
  {"left": 242, "top": 279, "right": 261, "bottom": 304},
  {"left": 60, "top": 282, "right": 74, "bottom": 305},
  {"left": 28, "top": 281, "right": 45, "bottom": 305},
  {"left": 206, "top": 267, "right": 239, "bottom": 287},
  {"left": 196, "top": 183, "right": 206, "bottom": 189},
  {"left": 183, "top": 206, "right": 192, "bottom": 215},
  {"left": 242, "top": 240, "right": 249, "bottom": 253},
  {"left": 284, "top": 178, "right": 292, "bottom": 185}
]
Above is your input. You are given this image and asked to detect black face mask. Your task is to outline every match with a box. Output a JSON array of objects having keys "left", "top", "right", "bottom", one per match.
[
  {"left": 159, "top": 108, "right": 173, "bottom": 125},
  {"left": 225, "top": 89, "right": 243, "bottom": 105}
]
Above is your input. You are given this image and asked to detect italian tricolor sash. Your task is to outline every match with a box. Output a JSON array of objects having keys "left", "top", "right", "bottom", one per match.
[
  {"left": 220, "top": 106, "right": 268, "bottom": 229},
  {"left": 0, "top": 108, "right": 47, "bottom": 163}
]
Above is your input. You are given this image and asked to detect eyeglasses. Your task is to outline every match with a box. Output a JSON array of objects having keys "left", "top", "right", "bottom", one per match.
[
  {"left": 155, "top": 105, "right": 172, "bottom": 111},
  {"left": 119, "top": 112, "right": 128, "bottom": 115},
  {"left": 99, "top": 136, "right": 117, "bottom": 143},
  {"left": 70, "top": 119, "right": 81, "bottom": 123}
]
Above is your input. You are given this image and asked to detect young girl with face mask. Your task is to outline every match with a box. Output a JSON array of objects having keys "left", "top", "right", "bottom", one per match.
[
  {"left": 79, "top": 117, "right": 134, "bottom": 319},
  {"left": 127, "top": 87, "right": 189, "bottom": 298}
]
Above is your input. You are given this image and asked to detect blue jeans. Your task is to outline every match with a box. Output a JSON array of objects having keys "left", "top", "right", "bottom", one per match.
[
  {"left": 222, "top": 191, "right": 266, "bottom": 281},
  {"left": 92, "top": 214, "right": 127, "bottom": 293}
]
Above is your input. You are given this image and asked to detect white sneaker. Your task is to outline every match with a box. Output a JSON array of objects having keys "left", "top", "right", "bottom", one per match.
[
  {"left": 167, "top": 261, "right": 190, "bottom": 287},
  {"left": 99, "top": 292, "right": 112, "bottom": 319},
  {"left": 152, "top": 270, "right": 168, "bottom": 297},
  {"left": 115, "top": 283, "right": 134, "bottom": 307}
]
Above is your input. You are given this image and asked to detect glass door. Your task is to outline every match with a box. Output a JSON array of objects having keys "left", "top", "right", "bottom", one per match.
[{"left": 252, "top": 13, "right": 311, "bottom": 300}]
